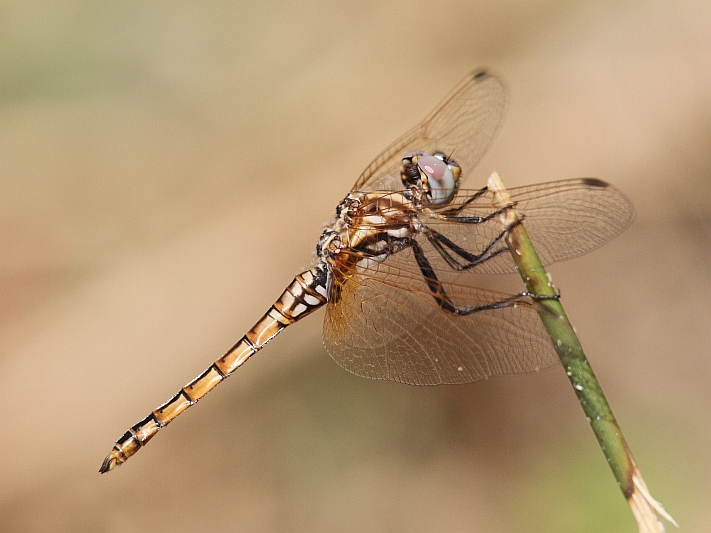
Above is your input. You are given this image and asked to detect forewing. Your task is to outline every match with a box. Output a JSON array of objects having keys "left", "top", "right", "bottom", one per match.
[
  {"left": 352, "top": 70, "right": 508, "bottom": 192},
  {"left": 423, "top": 178, "right": 635, "bottom": 275},
  {"left": 322, "top": 247, "right": 558, "bottom": 385}
]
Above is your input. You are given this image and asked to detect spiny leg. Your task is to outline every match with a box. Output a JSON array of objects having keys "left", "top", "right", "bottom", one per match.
[
  {"left": 439, "top": 185, "right": 489, "bottom": 217},
  {"left": 438, "top": 204, "right": 516, "bottom": 224},
  {"left": 411, "top": 240, "right": 557, "bottom": 316},
  {"left": 426, "top": 209, "right": 529, "bottom": 271},
  {"left": 438, "top": 187, "right": 517, "bottom": 223},
  {"left": 423, "top": 221, "right": 516, "bottom": 271},
  {"left": 424, "top": 198, "right": 523, "bottom": 271}
]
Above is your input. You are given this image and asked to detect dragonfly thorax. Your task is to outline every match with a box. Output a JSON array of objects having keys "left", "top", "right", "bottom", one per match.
[{"left": 317, "top": 191, "right": 422, "bottom": 276}]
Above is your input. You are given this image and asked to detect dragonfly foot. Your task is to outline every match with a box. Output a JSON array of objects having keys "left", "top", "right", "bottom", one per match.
[{"left": 520, "top": 289, "right": 561, "bottom": 300}]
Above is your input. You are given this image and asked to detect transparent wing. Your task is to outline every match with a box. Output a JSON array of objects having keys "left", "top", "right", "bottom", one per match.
[
  {"left": 323, "top": 248, "right": 557, "bottom": 385},
  {"left": 322, "top": 178, "right": 634, "bottom": 385},
  {"left": 352, "top": 69, "right": 508, "bottom": 192},
  {"left": 424, "top": 178, "right": 635, "bottom": 274}
]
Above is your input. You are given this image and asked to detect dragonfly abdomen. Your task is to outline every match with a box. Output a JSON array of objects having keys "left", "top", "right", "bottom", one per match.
[{"left": 99, "top": 265, "right": 329, "bottom": 473}]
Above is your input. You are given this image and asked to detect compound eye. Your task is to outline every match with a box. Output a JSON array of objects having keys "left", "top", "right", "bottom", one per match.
[{"left": 418, "top": 154, "right": 457, "bottom": 204}]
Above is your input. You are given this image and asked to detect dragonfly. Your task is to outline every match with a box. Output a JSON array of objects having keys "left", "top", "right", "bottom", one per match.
[{"left": 100, "top": 69, "right": 633, "bottom": 473}]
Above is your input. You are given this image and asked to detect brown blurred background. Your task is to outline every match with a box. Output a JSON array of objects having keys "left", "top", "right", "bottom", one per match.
[{"left": 0, "top": 1, "right": 709, "bottom": 532}]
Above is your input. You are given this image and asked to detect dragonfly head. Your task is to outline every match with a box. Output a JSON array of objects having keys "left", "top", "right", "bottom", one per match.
[{"left": 400, "top": 151, "right": 461, "bottom": 205}]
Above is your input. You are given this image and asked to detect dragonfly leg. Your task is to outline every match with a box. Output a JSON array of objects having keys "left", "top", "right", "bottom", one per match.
[
  {"left": 439, "top": 186, "right": 489, "bottom": 217},
  {"left": 521, "top": 289, "right": 561, "bottom": 300},
  {"left": 439, "top": 188, "right": 517, "bottom": 224},
  {"left": 411, "top": 240, "right": 558, "bottom": 316},
  {"left": 438, "top": 203, "right": 515, "bottom": 224},
  {"left": 423, "top": 219, "right": 521, "bottom": 271}
]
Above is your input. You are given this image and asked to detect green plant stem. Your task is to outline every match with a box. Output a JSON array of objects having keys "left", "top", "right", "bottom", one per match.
[
  {"left": 511, "top": 210, "right": 633, "bottom": 493},
  {"left": 488, "top": 173, "right": 674, "bottom": 532}
]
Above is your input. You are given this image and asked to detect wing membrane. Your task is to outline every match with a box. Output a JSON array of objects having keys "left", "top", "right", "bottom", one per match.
[
  {"left": 422, "top": 178, "right": 634, "bottom": 274},
  {"left": 323, "top": 248, "right": 557, "bottom": 385},
  {"left": 323, "top": 178, "right": 633, "bottom": 384},
  {"left": 352, "top": 70, "right": 507, "bottom": 192}
]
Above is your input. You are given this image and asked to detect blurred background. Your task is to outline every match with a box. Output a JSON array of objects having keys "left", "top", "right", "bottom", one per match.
[{"left": 0, "top": 1, "right": 709, "bottom": 531}]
